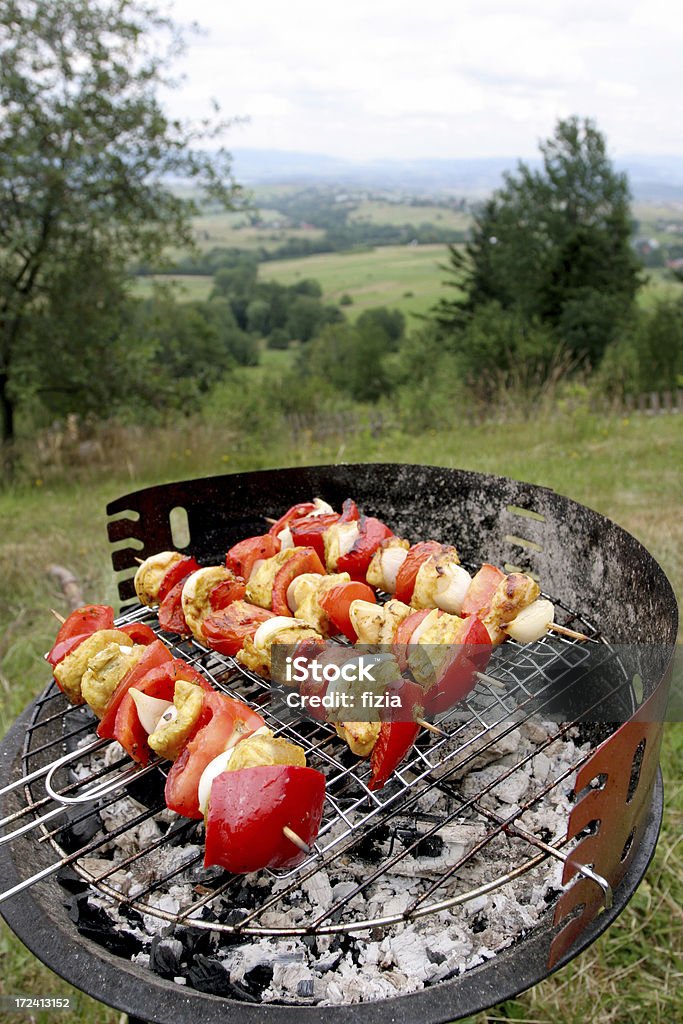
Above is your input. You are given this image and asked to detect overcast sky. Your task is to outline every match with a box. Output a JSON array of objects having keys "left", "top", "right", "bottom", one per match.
[{"left": 163, "top": 0, "right": 683, "bottom": 161}]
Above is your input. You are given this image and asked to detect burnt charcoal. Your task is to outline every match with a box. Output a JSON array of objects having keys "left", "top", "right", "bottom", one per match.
[
  {"left": 150, "top": 935, "right": 184, "bottom": 977},
  {"left": 471, "top": 913, "right": 488, "bottom": 933},
  {"left": 242, "top": 963, "right": 274, "bottom": 997},
  {"left": 353, "top": 824, "right": 390, "bottom": 863},
  {"left": 57, "top": 805, "right": 102, "bottom": 853},
  {"left": 427, "top": 948, "right": 447, "bottom": 965},
  {"left": 67, "top": 893, "right": 143, "bottom": 958},
  {"left": 544, "top": 886, "right": 562, "bottom": 905},
  {"left": 297, "top": 979, "right": 315, "bottom": 998},
  {"left": 186, "top": 955, "right": 257, "bottom": 1001},
  {"left": 124, "top": 766, "right": 166, "bottom": 807},
  {"left": 314, "top": 951, "right": 343, "bottom": 973},
  {"left": 416, "top": 835, "right": 444, "bottom": 858},
  {"left": 57, "top": 866, "right": 90, "bottom": 894},
  {"left": 538, "top": 827, "right": 553, "bottom": 843}
]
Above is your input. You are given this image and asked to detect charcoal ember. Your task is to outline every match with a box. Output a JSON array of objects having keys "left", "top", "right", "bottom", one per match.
[
  {"left": 353, "top": 824, "right": 390, "bottom": 863},
  {"left": 57, "top": 805, "right": 102, "bottom": 853},
  {"left": 150, "top": 935, "right": 184, "bottom": 977},
  {"left": 544, "top": 886, "right": 563, "bottom": 905},
  {"left": 124, "top": 766, "right": 166, "bottom": 807},
  {"left": 415, "top": 835, "right": 444, "bottom": 858},
  {"left": 242, "top": 963, "right": 274, "bottom": 997},
  {"left": 67, "top": 893, "right": 143, "bottom": 958},
  {"left": 427, "top": 948, "right": 447, "bottom": 964},
  {"left": 471, "top": 914, "right": 488, "bottom": 934},
  {"left": 57, "top": 865, "right": 90, "bottom": 894},
  {"left": 297, "top": 979, "right": 315, "bottom": 998},
  {"left": 314, "top": 951, "right": 343, "bottom": 973},
  {"left": 186, "top": 954, "right": 257, "bottom": 1001}
]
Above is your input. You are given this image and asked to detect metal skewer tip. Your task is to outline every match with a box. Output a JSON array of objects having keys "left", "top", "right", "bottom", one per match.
[
  {"left": 264, "top": 516, "right": 278, "bottom": 526},
  {"left": 50, "top": 608, "right": 66, "bottom": 624},
  {"left": 282, "top": 825, "right": 312, "bottom": 854},
  {"left": 416, "top": 717, "right": 445, "bottom": 736},
  {"left": 134, "top": 556, "right": 145, "bottom": 565}
]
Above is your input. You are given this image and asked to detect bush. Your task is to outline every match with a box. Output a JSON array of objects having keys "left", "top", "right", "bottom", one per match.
[{"left": 267, "top": 328, "right": 290, "bottom": 350}]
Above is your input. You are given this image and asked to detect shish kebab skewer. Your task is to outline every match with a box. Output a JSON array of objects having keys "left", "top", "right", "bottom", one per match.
[{"left": 46, "top": 608, "right": 323, "bottom": 869}]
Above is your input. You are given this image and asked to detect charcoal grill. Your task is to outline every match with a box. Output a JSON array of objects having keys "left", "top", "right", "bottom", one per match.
[{"left": 0, "top": 463, "right": 677, "bottom": 1023}]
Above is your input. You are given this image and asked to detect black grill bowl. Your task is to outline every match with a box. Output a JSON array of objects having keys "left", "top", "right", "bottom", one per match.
[{"left": 0, "top": 463, "right": 677, "bottom": 1023}]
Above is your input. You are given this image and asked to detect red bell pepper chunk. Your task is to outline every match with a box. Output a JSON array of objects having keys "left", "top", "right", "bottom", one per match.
[
  {"left": 97, "top": 640, "right": 172, "bottom": 739},
  {"left": 157, "top": 556, "right": 201, "bottom": 603},
  {"left": 394, "top": 541, "right": 447, "bottom": 605},
  {"left": 422, "top": 615, "right": 492, "bottom": 715},
  {"left": 460, "top": 564, "right": 505, "bottom": 617},
  {"left": 368, "top": 719, "right": 421, "bottom": 791},
  {"left": 118, "top": 622, "right": 158, "bottom": 646},
  {"left": 271, "top": 547, "right": 326, "bottom": 615},
  {"left": 165, "top": 691, "right": 265, "bottom": 819},
  {"left": 319, "top": 581, "right": 376, "bottom": 641},
  {"left": 113, "top": 660, "right": 213, "bottom": 766},
  {"left": 225, "top": 534, "right": 280, "bottom": 580},
  {"left": 46, "top": 605, "right": 115, "bottom": 667},
  {"left": 202, "top": 600, "right": 275, "bottom": 657},
  {"left": 204, "top": 765, "right": 326, "bottom": 873},
  {"left": 209, "top": 573, "right": 247, "bottom": 612},
  {"left": 267, "top": 501, "right": 318, "bottom": 537},
  {"left": 157, "top": 578, "right": 189, "bottom": 635},
  {"left": 290, "top": 498, "right": 359, "bottom": 561},
  {"left": 336, "top": 516, "right": 394, "bottom": 582}
]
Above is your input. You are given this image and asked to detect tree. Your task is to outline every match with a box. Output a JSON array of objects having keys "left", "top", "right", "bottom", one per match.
[
  {"left": 432, "top": 117, "right": 643, "bottom": 362},
  {"left": 0, "top": 0, "right": 243, "bottom": 443}
]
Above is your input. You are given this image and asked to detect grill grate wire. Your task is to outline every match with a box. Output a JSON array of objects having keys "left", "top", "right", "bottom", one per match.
[{"left": 3, "top": 592, "right": 623, "bottom": 936}]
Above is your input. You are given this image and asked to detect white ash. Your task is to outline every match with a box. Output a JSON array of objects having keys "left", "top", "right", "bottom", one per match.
[{"left": 65, "top": 717, "right": 590, "bottom": 1006}]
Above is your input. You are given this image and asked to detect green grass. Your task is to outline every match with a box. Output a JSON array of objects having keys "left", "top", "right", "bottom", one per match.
[
  {"left": 259, "top": 243, "right": 454, "bottom": 318},
  {"left": 349, "top": 200, "right": 471, "bottom": 230},
  {"left": 1, "top": 412, "right": 681, "bottom": 1022}
]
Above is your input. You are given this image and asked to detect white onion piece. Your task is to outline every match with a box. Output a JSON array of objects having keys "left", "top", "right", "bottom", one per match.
[
  {"left": 348, "top": 599, "right": 383, "bottom": 643},
  {"left": 277, "top": 526, "right": 294, "bottom": 550},
  {"left": 286, "top": 577, "right": 301, "bottom": 612},
  {"left": 249, "top": 558, "right": 265, "bottom": 581},
  {"left": 337, "top": 521, "right": 360, "bottom": 558},
  {"left": 409, "top": 609, "right": 441, "bottom": 645},
  {"left": 434, "top": 565, "right": 473, "bottom": 615},
  {"left": 310, "top": 498, "right": 335, "bottom": 516},
  {"left": 380, "top": 547, "right": 408, "bottom": 593},
  {"left": 197, "top": 749, "right": 235, "bottom": 815},
  {"left": 253, "top": 615, "right": 308, "bottom": 651},
  {"left": 129, "top": 688, "right": 175, "bottom": 735},
  {"left": 286, "top": 572, "right": 323, "bottom": 612},
  {"left": 197, "top": 725, "right": 270, "bottom": 814},
  {"left": 506, "top": 599, "right": 555, "bottom": 643}
]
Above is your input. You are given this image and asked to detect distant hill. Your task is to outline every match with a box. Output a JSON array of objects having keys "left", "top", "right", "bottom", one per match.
[{"left": 230, "top": 148, "right": 683, "bottom": 201}]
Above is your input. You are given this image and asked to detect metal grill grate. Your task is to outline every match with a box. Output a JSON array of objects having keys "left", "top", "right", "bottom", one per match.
[{"left": 0, "top": 588, "right": 625, "bottom": 937}]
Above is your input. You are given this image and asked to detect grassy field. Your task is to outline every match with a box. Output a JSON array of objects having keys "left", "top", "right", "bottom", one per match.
[
  {"left": 349, "top": 200, "right": 471, "bottom": 231},
  {"left": 259, "top": 243, "right": 453, "bottom": 319},
  {"left": 0, "top": 410, "right": 681, "bottom": 1023}
]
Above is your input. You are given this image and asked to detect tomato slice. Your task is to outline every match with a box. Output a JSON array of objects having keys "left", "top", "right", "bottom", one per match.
[
  {"left": 209, "top": 573, "right": 247, "bottom": 611},
  {"left": 165, "top": 691, "right": 265, "bottom": 819},
  {"left": 368, "top": 720, "right": 421, "bottom": 791},
  {"left": 158, "top": 579, "right": 189, "bottom": 634},
  {"left": 319, "top": 581, "right": 376, "bottom": 640},
  {"left": 202, "top": 600, "right": 275, "bottom": 656},
  {"left": 225, "top": 534, "right": 280, "bottom": 579},
  {"left": 336, "top": 517, "right": 394, "bottom": 582},
  {"left": 97, "top": 640, "right": 172, "bottom": 739},
  {"left": 460, "top": 564, "right": 506, "bottom": 617},
  {"left": 157, "top": 556, "right": 201, "bottom": 603},
  {"left": 267, "top": 502, "right": 318, "bottom": 537},
  {"left": 394, "top": 541, "right": 446, "bottom": 604},
  {"left": 422, "top": 616, "right": 492, "bottom": 715},
  {"left": 113, "top": 660, "right": 212, "bottom": 766},
  {"left": 118, "top": 622, "right": 157, "bottom": 646},
  {"left": 290, "top": 498, "right": 359, "bottom": 561},
  {"left": 46, "top": 605, "right": 115, "bottom": 667},
  {"left": 204, "top": 765, "right": 326, "bottom": 872},
  {"left": 271, "top": 547, "right": 326, "bottom": 615}
]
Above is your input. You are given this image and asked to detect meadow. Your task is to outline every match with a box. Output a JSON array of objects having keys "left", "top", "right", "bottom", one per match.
[{"left": 0, "top": 410, "right": 681, "bottom": 1024}]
